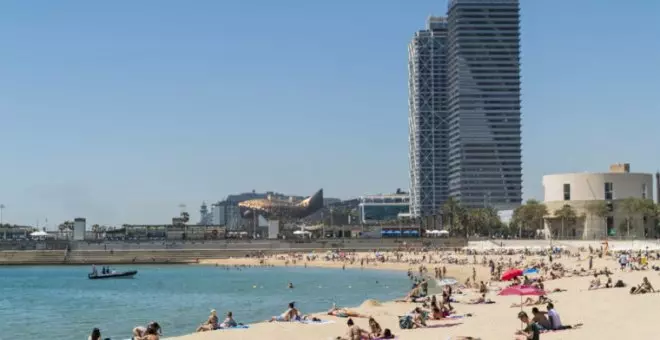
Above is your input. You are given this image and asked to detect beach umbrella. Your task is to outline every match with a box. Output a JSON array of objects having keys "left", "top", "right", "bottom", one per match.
[
  {"left": 500, "top": 268, "right": 523, "bottom": 281},
  {"left": 436, "top": 277, "right": 458, "bottom": 286},
  {"left": 523, "top": 268, "right": 539, "bottom": 275},
  {"left": 438, "top": 230, "right": 449, "bottom": 235},
  {"left": 499, "top": 285, "right": 546, "bottom": 314}
]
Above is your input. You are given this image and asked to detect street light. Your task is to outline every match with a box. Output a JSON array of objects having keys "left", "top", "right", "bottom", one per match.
[{"left": 1, "top": 204, "right": 5, "bottom": 240}]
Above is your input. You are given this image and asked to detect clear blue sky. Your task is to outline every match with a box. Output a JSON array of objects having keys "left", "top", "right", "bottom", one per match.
[{"left": 1, "top": 0, "right": 659, "bottom": 227}]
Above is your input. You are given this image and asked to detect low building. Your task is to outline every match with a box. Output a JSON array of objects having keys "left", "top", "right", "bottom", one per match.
[
  {"left": 542, "top": 163, "right": 654, "bottom": 239},
  {"left": 358, "top": 193, "right": 410, "bottom": 224}
]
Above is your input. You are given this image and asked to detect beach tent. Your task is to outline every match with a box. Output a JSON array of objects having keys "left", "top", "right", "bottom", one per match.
[
  {"left": 438, "top": 230, "right": 449, "bottom": 235},
  {"left": 293, "top": 230, "right": 311, "bottom": 235}
]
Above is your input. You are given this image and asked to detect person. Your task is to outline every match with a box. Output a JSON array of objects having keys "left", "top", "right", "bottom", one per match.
[
  {"left": 269, "top": 302, "right": 300, "bottom": 322},
  {"left": 368, "top": 317, "right": 382, "bottom": 338},
  {"left": 605, "top": 273, "right": 613, "bottom": 288},
  {"left": 89, "top": 328, "right": 101, "bottom": 340},
  {"left": 411, "top": 307, "right": 427, "bottom": 328},
  {"left": 196, "top": 309, "right": 219, "bottom": 332},
  {"left": 531, "top": 307, "right": 552, "bottom": 330},
  {"left": 336, "top": 318, "right": 370, "bottom": 340},
  {"left": 219, "top": 311, "right": 238, "bottom": 328},
  {"left": 91, "top": 265, "right": 97, "bottom": 276},
  {"left": 134, "top": 322, "right": 161, "bottom": 340},
  {"left": 546, "top": 302, "right": 581, "bottom": 330},
  {"left": 514, "top": 311, "right": 540, "bottom": 340},
  {"left": 379, "top": 328, "right": 395, "bottom": 339},
  {"left": 133, "top": 322, "right": 161, "bottom": 340},
  {"left": 327, "top": 304, "right": 369, "bottom": 318},
  {"left": 288, "top": 282, "right": 294, "bottom": 289},
  {"left": 588, "top": 274, "right": 601, "bottom": 290}
]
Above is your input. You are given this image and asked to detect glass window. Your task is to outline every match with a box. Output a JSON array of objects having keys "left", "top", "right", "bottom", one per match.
[
  {"left": 563, "top": 183, "right": 571, "bottom": 201},
  {"left": 604, "top": 182, "right": 613, "bottom": 200},
  {"left": 642, "top": 183, "right": 647, "bottom": 199}
]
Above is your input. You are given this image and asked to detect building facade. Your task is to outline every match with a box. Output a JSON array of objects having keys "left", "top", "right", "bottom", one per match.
[
  {"left": 542, "top": 166, "right": 654, "bottom": 239},
  {"left": 408, "top": 0, "right": 522, "bottom": 217},
  {"left": 358, "top": 193, "right": 411, "bottom": 224}
]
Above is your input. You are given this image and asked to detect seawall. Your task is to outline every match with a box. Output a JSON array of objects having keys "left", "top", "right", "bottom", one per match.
[{"left": 0, "top": 238, "right": 468, "bottom": 265}]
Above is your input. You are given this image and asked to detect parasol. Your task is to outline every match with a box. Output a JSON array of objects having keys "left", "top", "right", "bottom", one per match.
[{"left": 501, "top": 268, "right": 523, "bottom": 281}]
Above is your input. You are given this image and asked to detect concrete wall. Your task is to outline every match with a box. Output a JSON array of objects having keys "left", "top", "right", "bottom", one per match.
[
  {"left": 543, "top": 172, "right": 654, "bottom": 239},
  {"left": 543, "top": 172, "right": 653, "bottom": 201}
]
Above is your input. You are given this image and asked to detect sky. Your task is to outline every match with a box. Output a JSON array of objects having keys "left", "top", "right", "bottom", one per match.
[{"left": 1, "top": 0, "right": 659, "bottom": 227}]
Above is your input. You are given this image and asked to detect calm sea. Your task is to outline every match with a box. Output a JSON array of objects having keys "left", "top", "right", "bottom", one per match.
[{"left": 0, "top": 265, "right": 410, "bottom": 340}]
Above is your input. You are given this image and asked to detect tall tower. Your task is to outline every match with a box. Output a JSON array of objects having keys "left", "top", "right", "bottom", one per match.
[
  {"left": 408, "top": 16, "right": 449, "bottom": 218},
  {"left": 655, "top": 171, "right": 659, "bottom": 203},
  {"left": 408, "top": 0, "right": 522, "bottom": 215}
]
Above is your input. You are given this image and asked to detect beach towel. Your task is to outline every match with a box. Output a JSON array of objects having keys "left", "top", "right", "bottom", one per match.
[
  {"left": 217, "top": 324, "right": 250, "bottom": 330},
  {"left": 298, "top": 319, "right": 335, "bottom": 325}
]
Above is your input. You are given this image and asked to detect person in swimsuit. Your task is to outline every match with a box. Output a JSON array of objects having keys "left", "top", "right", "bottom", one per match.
[
  {"left": 269, "top": 302, "right": 300, "bottom": 322},
  {"left": 336, "top": 318, "right": 370, "bottom": 340},
  {"left": 133, "top": 322, "right": 161, "bottom": 340},
  {"left": 196, "top": 309, "right": 219, "bottom": 332},
  {"left": 368, "top": 317, "right": 382, "bottom": 339},
  {"left": 327, "top": 304, "right": 369, "bottom": 318}
]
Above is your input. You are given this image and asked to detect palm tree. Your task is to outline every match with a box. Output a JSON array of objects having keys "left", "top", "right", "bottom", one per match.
[
  {"left": 586, "top": 201, "right": 609, "bottom": 238},
  {"left": 553, "top": 205, "right": 577, "bottom": 239},
  {"left": 621, "top": 197, "right": 643, "bottom": 238},
  {"left": 441, "top": 197, "right": 465, "bottom": 235}
]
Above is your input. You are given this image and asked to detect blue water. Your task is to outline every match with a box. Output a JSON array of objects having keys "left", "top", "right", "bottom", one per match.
[{"left": 0, "top": 265, "right": 410, "bottom": 340}]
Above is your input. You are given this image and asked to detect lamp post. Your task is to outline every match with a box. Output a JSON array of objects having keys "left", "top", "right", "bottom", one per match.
[{"left": 0, "top": 204, "right": 5, "bottom": 240}]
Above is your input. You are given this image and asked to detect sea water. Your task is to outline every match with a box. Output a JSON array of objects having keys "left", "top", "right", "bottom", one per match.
[{"left": 0, "top": 265, "right": 410, "bottom": 339}]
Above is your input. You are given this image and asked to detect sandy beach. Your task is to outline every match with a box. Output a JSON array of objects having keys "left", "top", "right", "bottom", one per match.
[{"left": 171, "top": 247, "right": 660, "bottom": 340}]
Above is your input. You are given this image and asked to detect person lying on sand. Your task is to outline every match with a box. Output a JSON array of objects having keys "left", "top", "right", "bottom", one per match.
[
  {"left": 269, "top": 302, "right": 300, "bottom": 322},
  {"left": 196, "top": 309, "right": 219, "bottom": 332},
  {"left": 411, "top": 308, "right": 427, "bottom": 328},
  {"left": 335, "top": 318, "right": 370, "bottom": 340},
  {"left": 327, "top": 304, "right": 369, "bottom": 318},
  {"left": 374, "top": 328, "right": 395, "bottom": 339},
  {"left": 510, "top": 295, "right": 550, "bottom": 308},
  {"left": 464, "top": 293, "right": 495, "bottom": 304}
]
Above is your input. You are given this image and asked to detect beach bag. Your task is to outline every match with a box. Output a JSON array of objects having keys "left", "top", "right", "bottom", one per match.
[{"left": 399, "top": 315, "right": 413, "bottom": 329}]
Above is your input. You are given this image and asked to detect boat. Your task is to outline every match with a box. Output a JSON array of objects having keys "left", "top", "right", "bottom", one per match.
[{"left": 88, "top": 270, "right": 138, "bottom": 280}]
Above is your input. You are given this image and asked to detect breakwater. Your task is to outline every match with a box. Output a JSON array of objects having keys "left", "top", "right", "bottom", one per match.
[{"left": 0, "top": 238, "right": 467, "bottom": 265}]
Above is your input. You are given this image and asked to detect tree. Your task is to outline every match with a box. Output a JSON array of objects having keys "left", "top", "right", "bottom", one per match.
[
  {"left": 621, "top": 197, "right": 643, "bottom": 237},
  {"left": 58, "top": 221, "right": 74, "bottom": 233},
  {"left": 512, "top": 199, "right": 548, "bottom": 238},
  {"left": 553, "top": 205, "right": 577, "bottom": 239},
  {"left": 586, "top": 201, "right": 609, "bottom": 237},
  {"left": 440, "top": 197, "right": 466, "bottom": 235}
]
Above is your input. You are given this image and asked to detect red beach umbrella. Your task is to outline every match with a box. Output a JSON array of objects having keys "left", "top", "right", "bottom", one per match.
[
  {"left": 499, "top": 285, "right": 547, "bottom": 326},
  {"left": 500, "top": 268, "right": 523, "bottom": 281},
  {"left": 498, "top": 285, "right": 546, "bottom": 297}
]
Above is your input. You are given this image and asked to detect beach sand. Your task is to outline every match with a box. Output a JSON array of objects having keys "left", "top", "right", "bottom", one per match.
[{"left": 171, "top": 253, "right": 660, "bottom": 340}]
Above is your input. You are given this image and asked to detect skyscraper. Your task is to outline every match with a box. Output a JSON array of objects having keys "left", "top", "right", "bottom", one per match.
[{"left": 408, "top": 0, "right": 522, "bottom": 218}]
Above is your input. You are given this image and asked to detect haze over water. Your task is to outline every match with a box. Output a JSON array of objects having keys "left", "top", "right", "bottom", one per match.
[{"left": 0, "top": 265, "right": 410, "bottom": 340}]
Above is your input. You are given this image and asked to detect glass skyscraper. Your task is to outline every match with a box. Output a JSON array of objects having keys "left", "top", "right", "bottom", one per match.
[{"left": 408, "top": 0, "right": 522, "bottom": 218}]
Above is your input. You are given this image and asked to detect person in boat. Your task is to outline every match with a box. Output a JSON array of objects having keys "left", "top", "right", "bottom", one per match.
[
  {"left": 91, "top": 265, "right": 98, "bottom": 276},
  {"left": 133, "top": 322, "right": 161, "bottom": 340},
  {"left": 196, "top": 309, "right": 219, "bottom": 332}
]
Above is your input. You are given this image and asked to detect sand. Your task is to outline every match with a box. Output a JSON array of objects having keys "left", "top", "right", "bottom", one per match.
[{"left": 170, "top": 251, "right": 660, "bottom": 340}]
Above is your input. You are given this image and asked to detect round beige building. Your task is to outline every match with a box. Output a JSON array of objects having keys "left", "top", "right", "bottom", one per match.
[{"left": 542, "top": 165, "right": 654, "bottom": 239}]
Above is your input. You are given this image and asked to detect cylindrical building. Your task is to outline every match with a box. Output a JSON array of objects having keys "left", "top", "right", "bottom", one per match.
[{"left": 542, "top": 170, "right": 653, "bottom": 239}]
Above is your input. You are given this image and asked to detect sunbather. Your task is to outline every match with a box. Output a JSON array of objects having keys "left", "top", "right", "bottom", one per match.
[
  {"left": 269, "top": 302, "right": 300, "bottom": 322},
  {"left": 327, "top": 304, "right": 369, "bottom": 318},
  {"left": 196, "top": 309, "right": 219, "bottom": 332},
  {"left": 510, "top": 295, "right": 550, "bottom": 308},
  {"left": 335, "top": 318, "right": 370, "bottom": 340}
]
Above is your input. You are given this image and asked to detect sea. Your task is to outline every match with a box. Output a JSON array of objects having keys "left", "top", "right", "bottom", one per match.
[{"left": 0, "top": 265, "right": 411, "bottom": 340}]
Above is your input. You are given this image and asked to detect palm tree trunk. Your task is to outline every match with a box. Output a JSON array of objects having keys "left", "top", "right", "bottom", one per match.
[
  {"left": 561, "top": 218, "right": 564, "bottom": 240},
  {"left": 627, "top": 217, "right": 631, "bottom": 238}
]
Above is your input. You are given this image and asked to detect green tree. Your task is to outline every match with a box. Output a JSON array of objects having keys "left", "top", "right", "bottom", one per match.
[
  {"left": 465, "top": 207, "right": 501, "bottom": 237},
  {"left": 553, "top": 205, "right": 577, "bottom": 239},
  {"left": 441, "top": 197, "right": 466, "bottom": 235},
  {"left": 512, "top": 199, "right": 548, "bottom": 237},
  {"left": 586, "top": 201, "right": 609, "bottom": 237},
  {"left": 621, "top": 197, "right": 643, "bottom": 237}
]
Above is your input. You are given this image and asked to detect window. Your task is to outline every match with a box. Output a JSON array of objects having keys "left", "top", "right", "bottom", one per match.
[
  {"left": 606, "top": 216, "right": 615, "bottom": 236},
  {"left": 563, "top": 183, "right": 571, "bottom": 201},
  {"left": 642, "top": 183, "right": 647, "bottom": 199},
  {"left": 604, "top": 182, "right": 613, "bottom": 200}
]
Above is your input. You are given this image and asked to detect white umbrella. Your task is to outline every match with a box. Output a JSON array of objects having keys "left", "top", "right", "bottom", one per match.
[
  {"left": 293, "top": 230, "right": 310, "bottom": 235},
  {"left": 30, "top": 231, "right": 49, "bottom": 237},
  {"left": 438, "top": 230, "right": 449, "bottom": 235}
]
